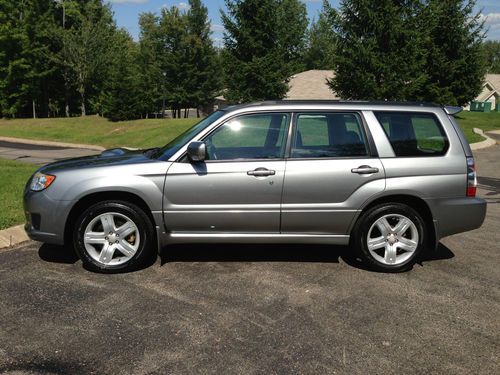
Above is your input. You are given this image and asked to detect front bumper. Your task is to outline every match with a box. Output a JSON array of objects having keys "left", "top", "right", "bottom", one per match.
[
  {"left": 23, "top": 190, "right": 74, "bottom": 245},
  {"left": 426, "top": 197, "right": 487, "bottom": 240}
]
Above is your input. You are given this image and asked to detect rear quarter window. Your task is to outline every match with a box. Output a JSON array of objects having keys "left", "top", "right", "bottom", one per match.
[{"left": 374, "top": 112, "right": 449, "bottom": 157}]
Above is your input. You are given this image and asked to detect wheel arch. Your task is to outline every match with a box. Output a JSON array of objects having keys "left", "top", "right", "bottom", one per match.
[
  {"left": 64, "top": 191, "right": 157, "bottom": 246},
  {"left": 351, "top": 194, "right": 436, "bottom": 249}
]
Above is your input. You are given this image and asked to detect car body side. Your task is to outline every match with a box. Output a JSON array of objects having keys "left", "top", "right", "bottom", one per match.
[{"left": 24, "top": 102, "right": 487, "bottom": 251}]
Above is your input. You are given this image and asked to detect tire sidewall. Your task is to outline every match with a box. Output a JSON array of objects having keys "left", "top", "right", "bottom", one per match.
[
  {"left": 357, "top": 203, "right": 425, "bottom": 272},
  {"left": 73, "top": 201, "right": 153, "bottom": 273}
]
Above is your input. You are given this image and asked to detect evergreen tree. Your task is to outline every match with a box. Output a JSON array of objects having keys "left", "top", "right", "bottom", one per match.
[
  {"left": 185, "top": 0, "right": 221, "bottom": 115},
  {"left": 100, "top": 29, "right": 141, "bottom": 121},
  {"left": 221, "top": 0, "right": 308, "bottom": 102},
  {"left": 304, "top": 1, "right": 336, "bottom": 70},
  {"left": 328, "top": 0, "right": 428, "bottom": 101},
  {"left": 420, "top": 0, "right": 485, "bottom": 106},
  {"left": 482, "top": 40, "right": 500, "bottom": 74},
  {"left": 60, "top": 0, "right": 115, "bottom": 116}
]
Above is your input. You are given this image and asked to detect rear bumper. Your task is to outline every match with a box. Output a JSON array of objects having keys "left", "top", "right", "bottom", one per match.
[{"left": 426, "top": 197, "right": 487, "bottom": 240}]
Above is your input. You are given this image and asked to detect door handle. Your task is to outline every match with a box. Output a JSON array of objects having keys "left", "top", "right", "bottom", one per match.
[
  {"left": 351, "top": 165, "right": 379, "bottom": 174},
  {"left": 247, "top": 168, "right": 276, "bottom": 177}
]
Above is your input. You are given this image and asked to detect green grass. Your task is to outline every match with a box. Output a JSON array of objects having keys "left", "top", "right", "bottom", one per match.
[
  {"left": 454, "top": 111, "right": 500, "bottom": 143},
  {"left": 0, "top": 112, "right": 498, "bottom": 149},
  {"left": 0, "top": 116, "right": 199, "bottom": 149},
  {"left": 0, "top": 159, "right": 38, "bottom": 230}
]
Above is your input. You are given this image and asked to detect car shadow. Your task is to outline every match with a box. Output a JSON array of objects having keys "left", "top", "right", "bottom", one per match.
[
  {"left": 160, "top": 243, "right": 343, "bottom": 264},
  {"left": 38, "top": 243, "right": 79, "bottom": 264},
  {"left": 37, "top": 241, "right": 455, "bottom": 273},
  {"left": 160, "top": 242, "right": 456, "bottom": 272}
]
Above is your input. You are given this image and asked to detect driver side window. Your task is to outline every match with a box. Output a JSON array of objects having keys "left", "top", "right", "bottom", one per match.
[{"left": 204, "top": 113, "right": 289, "bottom": 160}]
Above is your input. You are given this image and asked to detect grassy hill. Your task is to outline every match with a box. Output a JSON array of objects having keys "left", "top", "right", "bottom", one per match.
[{"left": 0, "top": 111, "right": 498, "bottom": 149}]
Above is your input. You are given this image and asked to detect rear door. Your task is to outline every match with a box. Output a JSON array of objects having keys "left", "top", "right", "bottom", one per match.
[{"left": 281, "top": 112, "right": 385, "bottom": 235}]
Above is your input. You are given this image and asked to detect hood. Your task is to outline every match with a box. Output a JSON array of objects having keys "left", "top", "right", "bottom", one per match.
[{"left": 39, "top": 148, "right": 157, "bottom": 174}]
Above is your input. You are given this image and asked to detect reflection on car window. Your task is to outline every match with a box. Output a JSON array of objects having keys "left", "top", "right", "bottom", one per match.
[
  {"left": 204, "top": 113, "right": 289, "bottom": 160},
  {"left": 156, "top": 110, "right": 226, "bottom": 160}
]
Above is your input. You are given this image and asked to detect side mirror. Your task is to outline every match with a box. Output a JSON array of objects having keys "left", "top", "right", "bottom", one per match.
[{"left": 187, "top": 141, "right": 206, "bottom": 162}]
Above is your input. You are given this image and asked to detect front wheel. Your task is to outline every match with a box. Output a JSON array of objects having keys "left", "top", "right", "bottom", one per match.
[
  {"left": 73, "top": 200, "right": 155, "bottom": 273},
  {"left": 353, "top": 203, "right": 426, "bottom": 272}
]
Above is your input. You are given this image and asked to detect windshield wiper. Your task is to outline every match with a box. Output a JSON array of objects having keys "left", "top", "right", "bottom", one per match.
[{"left": 143, "top": 147, "right": 161, "bottom": 158}]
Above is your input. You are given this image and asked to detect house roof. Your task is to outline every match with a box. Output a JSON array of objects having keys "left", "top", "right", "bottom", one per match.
[
  {"left": 478, "top": 74, "right": 500, "bottom": 101},
  {"left": 285, "top": 70, "right": 339, "bottom": 100}
]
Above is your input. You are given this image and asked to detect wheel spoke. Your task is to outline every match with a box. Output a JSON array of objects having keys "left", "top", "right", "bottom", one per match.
[
  {"left": 384, "top": 243, "right": 397, "bottom": 264},
  {"left": 397, "top": 237, "right": 418, "bottom": 252},
  {"left": 98, "top": 243, "right": 115, "bottom": 264},
  {"left": 84, "top": 231, "right": 106, "bottom": 245},
  {"left": 376, "top": 217, "right": 392, "bottom": 237},
  {"left": 116, "top": 221, "right": 136, "bottom": 238},
  {"left": 394, "top": 218, "right": 411, "bottom": 236},
  {"left": 116, "top": 239, "right": 136, "bottom": 257},
  {"left": 367, "top": 236, "right": 386, "bottom": 251},
  {"left": 100, "top": 214, "right": 115, "bottom": 234}
]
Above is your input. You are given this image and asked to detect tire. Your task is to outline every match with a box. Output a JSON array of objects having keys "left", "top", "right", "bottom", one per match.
[
  {"left": 73, "top": 200, "right": 156, "bottom": 273},
  {"left": 352, "top": 203, "right": 426, "bottom": 272}
]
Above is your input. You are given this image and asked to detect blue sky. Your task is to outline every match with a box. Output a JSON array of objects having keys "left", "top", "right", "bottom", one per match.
[{"left": 107, "top": 0, "right": 500, "bottom": 44}]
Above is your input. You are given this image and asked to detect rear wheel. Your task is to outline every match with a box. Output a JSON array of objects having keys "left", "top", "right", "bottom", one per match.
[
  {"left": 353, "top": 203, "right": 426, "bottom": 272},
  {"left": 73, "top": 200, "right": 155, "bottom": 273}
]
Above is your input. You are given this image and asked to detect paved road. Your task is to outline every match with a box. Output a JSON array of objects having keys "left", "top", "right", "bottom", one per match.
[
  {"left": 0, "top": 140, "right": 98, "bottom": 165},
  {"left": 0, "top": 147, "right": 499, "bottom": 375}
]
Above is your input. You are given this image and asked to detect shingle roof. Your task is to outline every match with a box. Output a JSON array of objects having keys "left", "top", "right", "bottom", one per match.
[{"left": 285, "top": 70, "right": 339, "bottom": 100}]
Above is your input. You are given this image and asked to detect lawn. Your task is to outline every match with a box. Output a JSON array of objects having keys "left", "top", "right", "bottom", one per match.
[
  {"left": 0, "top": 111, "right": 498, "bottom": 150},
  {"left": 0, "top": 159, "right": 38, "bottom": 230},
  {"left": 0, "top": 116, "right": 198, "bottom": 149}
]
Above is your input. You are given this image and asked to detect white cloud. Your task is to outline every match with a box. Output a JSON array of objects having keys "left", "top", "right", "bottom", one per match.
[
  {"left": 175, "top": 2, "right": 190, "bottom": 11},
  {"left": 483, "top": 12, "right": 500, "bottom": 23},
  {"left": 211, "top": 24, "right": 225, "bottom": 33},
  {"left": 108, "top": 0, "right": 149, "bottom": 4}
]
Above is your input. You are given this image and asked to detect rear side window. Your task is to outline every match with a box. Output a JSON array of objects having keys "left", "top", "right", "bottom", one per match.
[
  {"left": 291, "top": 113, "right": 368, "bottom": 158},
  {"left": 374, "top": 112, "right": 449, "bottom": 156}
]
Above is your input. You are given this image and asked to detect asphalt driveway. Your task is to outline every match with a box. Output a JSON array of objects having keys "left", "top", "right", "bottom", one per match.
[
  {"left": 0, "top": 146, "right": 499, "bottom": 375},
  {"left": 0, "top": 140, "right": 98, "bottom": 165}
]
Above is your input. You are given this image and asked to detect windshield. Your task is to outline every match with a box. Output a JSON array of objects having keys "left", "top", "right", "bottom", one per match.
[{"left": 154, "top": 110, "right": 226, "bottom": 160}]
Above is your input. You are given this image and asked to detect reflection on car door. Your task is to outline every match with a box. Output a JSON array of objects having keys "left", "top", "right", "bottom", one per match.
[
  {"left": 281, "top": 112, "right": 385, "bottom": 235},
  {"left": 164, "top": 113, "right": 290, "bottom": 234}
]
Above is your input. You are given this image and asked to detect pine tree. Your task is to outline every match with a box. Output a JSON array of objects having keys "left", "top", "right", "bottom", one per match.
[
  {"left": 184, "top": 0, "right": 221, "bottom": 115},
  {"left": 100, "top": 30, "right": 141, "bottom": 121},
  {"left": 304, "top": 0, "right": 336, "bottom": 70},
  {"left": 482, "top": 40, "right": 500, "bottom": 74},
  {"left": 328, "top": 0, "right": 428, "bottom": 101},
  {"left": 221, "top": 0, "right": 308, "bottom": 102},
  {"left": 419, "top": 0, "right": 485, "bottom": 106}
]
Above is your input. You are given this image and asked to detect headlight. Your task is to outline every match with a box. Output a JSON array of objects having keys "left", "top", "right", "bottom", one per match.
[{"left": 30, "top": 172, "right": 56, "bottom": 192}]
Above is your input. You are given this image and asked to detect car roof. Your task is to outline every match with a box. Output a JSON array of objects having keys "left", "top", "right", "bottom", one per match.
[{"left": 222, "top": 100, "right": 443, "bottom": 114}]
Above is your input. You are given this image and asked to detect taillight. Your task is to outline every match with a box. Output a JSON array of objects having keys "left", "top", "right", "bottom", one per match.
[{"left": 466, "top": 157, "right": 477, "bottom": 197}]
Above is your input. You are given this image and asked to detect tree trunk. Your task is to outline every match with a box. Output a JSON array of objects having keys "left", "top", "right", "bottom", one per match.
[
  {"left": 80, "top": 91, "right": 86, "bottom": 116},
  {"left": 197, "top": 108, "right": 200, "bottom": 118},
  {"left": 32, "top": 100, "right": 36, "bottom": 119}
]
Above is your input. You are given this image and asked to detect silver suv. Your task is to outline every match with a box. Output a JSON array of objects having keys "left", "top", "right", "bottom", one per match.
[{"left": 24, "top": 101, "right": 486, "bottom": 272}]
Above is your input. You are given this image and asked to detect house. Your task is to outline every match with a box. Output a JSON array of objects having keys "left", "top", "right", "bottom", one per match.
[
  {"left": 285, "top": 70, "right": 338, "bottom": 100},
  {"left": 469, "top": 74, "right": 500, "bottom": 110},
  {"left": 213, "top": 70, "right": 339, "bottom": 109}
]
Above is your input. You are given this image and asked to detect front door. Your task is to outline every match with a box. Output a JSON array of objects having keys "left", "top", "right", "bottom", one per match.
[
  {"left": 164, "top": 112, "right": 290, "bottom": 233},
  {"left": 281, "top": 112, "right": 385, "bottom": 235}
]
